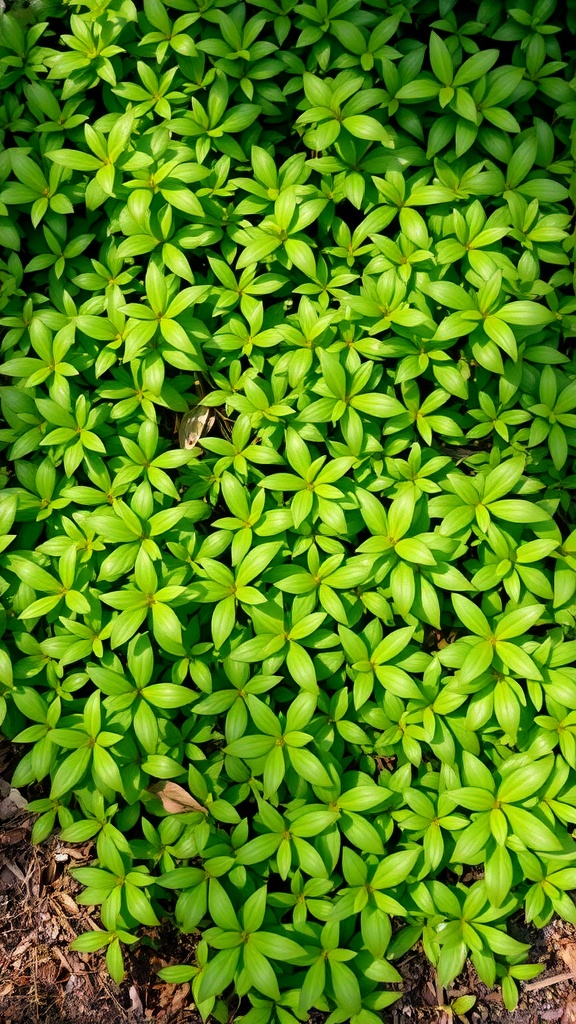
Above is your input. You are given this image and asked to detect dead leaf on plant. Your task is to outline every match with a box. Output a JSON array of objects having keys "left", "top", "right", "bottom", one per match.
[{"left": 149, "top": 781, "right": 208, "bottom": 815}]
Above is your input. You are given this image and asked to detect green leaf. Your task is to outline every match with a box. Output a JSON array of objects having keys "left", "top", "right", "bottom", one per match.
[
  {"left": 371, "top": 626, "right": 414, "bottom": 665},
  {"left": 142, "top": 684, "right": 195, "bottom": 708},
  {"left": 482, "top": 458, "right": 525, "bottom": 504},
  {"left": 50, "top": 747, "right": 91, "bottom": 799},
  {"left": 251, "top": 932, "right": 306, "bottom": 959},
  {"left": 452, "top": 595, "right": 491, "bottom": 638},
  {"left": 396, "top": 80, "right": 441, "bottom": 101},
  {"left": 299, "top": 959, "right": 326, "bottom": 1014},
  {"left": 125, "top": 882, "right": 160, "bottom": 926},
  {"left": 329, "top": 959, "right": 362, "bottom": 1014},
  {"left": 395, "top": 538, "right": 436, "bottom": 565},
  {"left": 236, "top": 833, "right": 283, "bottom": 865},
  {"left": 495, "top": 605, "right": 544, "bottom": 640},
  {"left": 351, "top": 393, "right": 405, "bottom": 417},
  {"left": 371, "top": 848, "right": 420, "bottom": 889},
  {"left": 287, "top": 746, "right": 333, "bottom": 787},
  {"left": 495, "top": 301, "right": 555, "bottom": 326},
  {"left": 158, "top": 965, "right": 197, "bottom": 984},
  {"left": 488, "top": 501, "right": 551, "bottom": 522},
  {"left": 429, "top": 31, "right": 453, "bottom": 87},
  {"left": 452, "top": 50, "right": 499, "bottom": 87},
  {"left": 225, "top": 735, "right": 277, "bottom": 758},
  {"left": 106, "top": 940, "right": 126, "bottom": 984},
  {"left": 343, "top": 115, "right": 394, "bottom": 147},
  {"left": 503, "top": 806, "right": 562, "bottom": 851},
  {"left": 209, "top": 878, "right": 241, "bottom": 931},
  {"left": 47, "top": 150, "right": 102, "bottom": 171},
  {"left": 6, "top": 556, "right": 61, "bottom": 593},
  {"left": 497, "top": 758, "right": 553, "bottom": 804},
  {"left": 70, "top": 930, "right": 111, "bottom": 952},
  {"left": 423, "top": 281, "right": 476, "bottom": 311},
  {"left": 141, "top": 755, "right": 186, "bottom": 779},
  {"left": 243, "top": 941, "right": 280, "bottom": 1000},
  {"left": 198, "top": 947, "right": 241, "bottom": 1001}
]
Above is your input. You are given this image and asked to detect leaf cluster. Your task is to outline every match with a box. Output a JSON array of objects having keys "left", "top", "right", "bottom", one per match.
[{"left": 0, "top": 0, "right": 576, "bottom": 1018}]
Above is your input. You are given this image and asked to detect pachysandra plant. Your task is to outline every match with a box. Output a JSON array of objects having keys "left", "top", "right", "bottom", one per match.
[{"left": 0, "top": 0, "right": 576, "bottom": 1018}]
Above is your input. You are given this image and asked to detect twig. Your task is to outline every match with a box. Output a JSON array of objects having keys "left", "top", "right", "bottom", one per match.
[{"left": 524, "top": 970, "right": 576, "bottom": 992}]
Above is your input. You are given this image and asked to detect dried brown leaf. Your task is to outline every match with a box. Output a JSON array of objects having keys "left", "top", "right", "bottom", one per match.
[
  {"left": 149, "top": 781, "right": 208, "bottom": 815},
  {"left": 178, "top": 406, "right": 216, "bottom": 450}
]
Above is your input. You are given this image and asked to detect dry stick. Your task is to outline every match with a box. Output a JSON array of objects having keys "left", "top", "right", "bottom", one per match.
[{"left": 524, "top": 971, "right": 576, "bottom": 992}]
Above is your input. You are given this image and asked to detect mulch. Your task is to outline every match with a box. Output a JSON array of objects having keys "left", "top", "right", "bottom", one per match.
[
  {"left": 0, "top": 796, "right": 203, "bottom": 1023},
  {"left": 1, "top": 738, "right": 576, "bottom": 1024},
  {"left": 390, "top": 917, "right": 576, "bottom": 1024}
]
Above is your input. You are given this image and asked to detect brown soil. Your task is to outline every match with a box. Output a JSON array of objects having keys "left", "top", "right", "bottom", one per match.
[{"left": 1, "top": 740, "right": 576, "bottom": 1024}]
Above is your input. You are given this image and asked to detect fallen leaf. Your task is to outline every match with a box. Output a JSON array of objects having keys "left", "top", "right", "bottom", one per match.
[
  {"left": 150, "top": 981, "right": 191, "bottom": 1021},
  {"left": 129, "top": 984, "right": 144, "bottom": 1014},
  {"left": 55, "top": 892, "right": 80, "bottom": 916},
  {"left": 57, "top": 846, "right": 89, "bottom": 860},
  {"left": 149, "top": 781, "right": 208, "bottom": 814},
  {"left": 178, "top": 406, "right": 216, "bottom": 450}
]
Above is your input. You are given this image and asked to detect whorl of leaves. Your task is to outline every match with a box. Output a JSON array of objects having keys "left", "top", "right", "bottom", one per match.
[{"left": 1, "top": 0, "right": 576, "bottom": 1018}]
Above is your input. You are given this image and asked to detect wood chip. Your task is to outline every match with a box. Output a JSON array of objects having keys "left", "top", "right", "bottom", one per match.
[
  {"left": 563, "top": 992, "right": 576, "bottom": 1024},
  {"left": 53, "top": 946, "right": 72, "bottom": 973},
  {"left": 0, "top": 788, "right": 27, "bottom": 819},
  {"left": 559, "top": 940, "right": 576, "bottom": 974},
  {"left": 0, "top": 860, "right": 26, "bottom": 883}
]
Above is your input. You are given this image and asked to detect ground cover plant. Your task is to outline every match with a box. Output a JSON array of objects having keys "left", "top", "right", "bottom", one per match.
[{"left": 0, "top": 0, "right": 576, "bottom": 1019}]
